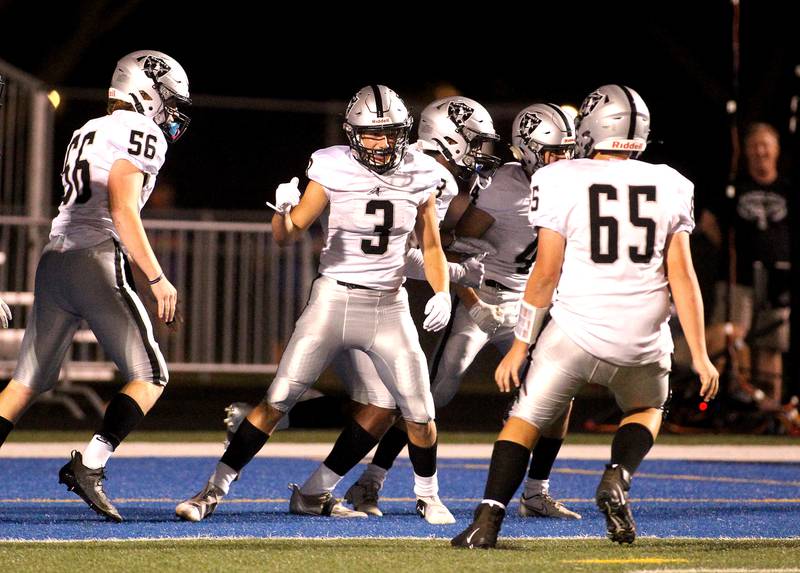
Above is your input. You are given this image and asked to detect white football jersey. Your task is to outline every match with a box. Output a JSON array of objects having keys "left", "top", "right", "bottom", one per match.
[
  {"left": 475, "top": 162, "right": 537, "bottom": 291},
  {"left": 408, "top": 141, "right": 458, "bottom": 221},
  {"left": 50, "top": 110, "right": 167, "bottom": 250},
  {"left": 308, "top": 145, "right": 443, "bottom": 290},
  {"left": 530, "top": 158, "right": 694, "bottom": 366}
]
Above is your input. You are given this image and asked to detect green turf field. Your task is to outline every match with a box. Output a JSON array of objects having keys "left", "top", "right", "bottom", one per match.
[{"left": 1, "top": 538, "right": 798, "bottom": 573}]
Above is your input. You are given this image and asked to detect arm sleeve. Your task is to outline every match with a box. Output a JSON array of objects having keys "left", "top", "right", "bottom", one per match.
[{"left": 404, "top": 247, "right": 467, "bottom": 284}]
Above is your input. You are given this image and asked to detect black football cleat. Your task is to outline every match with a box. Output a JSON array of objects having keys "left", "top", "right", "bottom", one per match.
[
  {"left": 58, "top": 450, "right": 123, "bottom": 522},
  {"left": 451, "top": 503, "right": 505, "bottom": 549},
  {"left": 595, "top": 463, "right": 636, "bottom": 544}
]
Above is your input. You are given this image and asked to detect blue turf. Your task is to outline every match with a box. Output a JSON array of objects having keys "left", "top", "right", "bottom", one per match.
[{"left": 1, "top": 457, "right": 798, "bottom": 540}]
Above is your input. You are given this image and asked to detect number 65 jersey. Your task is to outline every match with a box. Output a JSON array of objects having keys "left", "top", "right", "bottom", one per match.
[
  {"left": 529, "top": 158, "right": 695, "bottom": 366},
  {"left": 50, "top": 109, "right": 167, "bottom": 251},
  {"left": 308, "top": 145, "right": 444, "bottom": 290}
]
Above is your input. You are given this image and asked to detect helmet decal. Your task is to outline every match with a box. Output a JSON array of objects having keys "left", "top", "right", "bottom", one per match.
[
  {"left": 138, "top": 55, "right": 171, "bottom": 82},
  {"left": 446, "top": 101, "right": 475, "bottom": 130},
  {"left": 518, "top": 112, "right": 542, "bottom": 139}
]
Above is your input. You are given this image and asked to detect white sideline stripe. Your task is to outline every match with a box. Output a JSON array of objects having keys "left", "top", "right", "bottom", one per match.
[{"left": 2, "top": 443, "right": 800, "bottom": 461}]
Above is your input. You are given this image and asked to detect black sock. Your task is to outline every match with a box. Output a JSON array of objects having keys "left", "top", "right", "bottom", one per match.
[
  {"left": 221, "top": 418, "right": 269, "bottom": 472},
  {"left": 97, "top": 394, "right": 145, "bottom": 449},
  {"left": 0, "top": 416, "right": 13, "bottom": 447},
  {"left": 528, "top": 436, "right": 564, "bottom": 480},
  {"left": 407, "top": 439, "right": 437, "bottom": 478},
  {"left": 323, "top": 420, "right": 379, "bottom": 476},
  {"left": 610, "top": 423, "right": 654, "bottom": 475},
  {"left": 483, "top": 440, "right": 531, "bottom": 507},
  {"left": 371, "top": 425, "right": 408, "bottom": 471}
]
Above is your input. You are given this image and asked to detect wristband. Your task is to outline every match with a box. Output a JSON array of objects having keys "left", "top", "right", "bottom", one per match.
[{"left": 514, "top": 301, "right": 549, "bottom": 344}]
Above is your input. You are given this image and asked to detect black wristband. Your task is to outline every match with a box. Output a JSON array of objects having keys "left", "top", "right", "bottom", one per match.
[{"left": 148, "top": 273, "right": 164, "bottom": 285}]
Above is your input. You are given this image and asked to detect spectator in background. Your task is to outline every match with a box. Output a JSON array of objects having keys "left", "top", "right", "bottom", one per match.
[{"left": 702, "top": 122, "right": 792, "bottom": 411}]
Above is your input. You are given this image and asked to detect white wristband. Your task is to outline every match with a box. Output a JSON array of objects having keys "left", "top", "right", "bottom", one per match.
[{"left": 514, "top": 301, "right": 550, "bottom": 344}]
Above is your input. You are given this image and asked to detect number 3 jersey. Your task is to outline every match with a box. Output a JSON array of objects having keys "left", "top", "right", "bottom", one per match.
[
  {"left": 308, "top": 145, "right": 444, "bottom": 290},
  {"left": 50, "top": 110, "right": 167, "bottom": 251},
  {"left": 529, "top": 158, "right": 695, "bottom": 366}
]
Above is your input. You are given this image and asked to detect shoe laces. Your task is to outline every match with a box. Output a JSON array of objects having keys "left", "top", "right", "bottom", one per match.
[{"left": 359, "top": 481, "right": 380, "bottom": 504}]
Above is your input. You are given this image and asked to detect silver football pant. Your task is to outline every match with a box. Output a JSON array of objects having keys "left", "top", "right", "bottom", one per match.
[
  {"left": 428, "top": 284, "right": 521, "bottom": 407},
  {"left": 332, "top": 349, "right": 397, "bottom": 409},
  {"left": 14, "top": 238, "right": 168, "bottom": 392},
  {"left": 266, "top": 276, "right": 435, "bottom": 423},
  {"left": 508, "top": 320, "right": 670, "bottom": 430}
]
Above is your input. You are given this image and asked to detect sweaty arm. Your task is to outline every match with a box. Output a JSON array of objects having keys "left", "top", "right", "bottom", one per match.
[
  {"left": 495, "top": 228, "right": 564, "bottom": 391},
  {"left": 108, "top": 159, "right": 162, "bottom": 281},
  {"left": 415, "top": 194, "right": 449, "bottom": 293},
  {"left": 666, "top": 231, "right": 719, "bottom": 401},
  {"left": 109, "top": 159, "right": 177, "bottom": 322},
  {"left": 271, "top": 180, "right": 329, "bottom": 246}
]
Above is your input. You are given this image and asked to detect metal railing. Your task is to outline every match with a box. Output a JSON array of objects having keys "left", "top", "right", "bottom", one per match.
[{"left": 0, "top": 216, "right": 315, "bottom": 375}]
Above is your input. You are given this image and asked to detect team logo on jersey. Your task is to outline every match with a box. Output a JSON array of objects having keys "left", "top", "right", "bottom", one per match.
[
  {"left": 517, "top": 112, "right": 542, "bottom": 142},
  {"left": 137, "top": 55, "right": 171, "bottom": 81},
  {"left": 447, "top": 101, "right": 474, "bottom": 130}
]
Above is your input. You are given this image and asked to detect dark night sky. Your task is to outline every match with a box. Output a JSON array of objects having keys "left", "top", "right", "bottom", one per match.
[{"left": 1, "top": 1, "right": 798, "bottom": 214}]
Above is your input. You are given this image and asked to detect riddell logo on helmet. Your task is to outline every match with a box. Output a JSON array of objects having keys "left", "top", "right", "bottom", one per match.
[
  {"left": 370, "top": 117, "right": 393, "bottom": 125},
  {"left": 610, "top": 140, "right": 644, "bottom": 151}
]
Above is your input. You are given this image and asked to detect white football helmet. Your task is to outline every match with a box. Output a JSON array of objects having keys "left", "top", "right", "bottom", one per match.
[
  {"left": 511, "top": 103, "right": 576, "bottom": 176},
  {"left": 574, "top": 84, "right": 650, "bottom": 159},
  {"left": 109, "top": 50, "right": 191, "bottom": 143},
  {"left": 343, "top": 84, "right": 413, "bottom": 174},
  {"left": 417, "top": 96, "right": 501, "bottom": 179}
]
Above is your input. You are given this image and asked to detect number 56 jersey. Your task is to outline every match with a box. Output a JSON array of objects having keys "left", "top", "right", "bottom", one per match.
[
  {"left": 308, "top": 145, "right": 443, "bottom": 290},
  {"left": 529, "top": 158, "right": 695, "bottom": 366},
  {"left": 50, "top": 110, "right": 167, "bottom": 251}
]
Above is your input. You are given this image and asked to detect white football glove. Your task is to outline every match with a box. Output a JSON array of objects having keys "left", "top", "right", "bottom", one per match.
[
  {"left": 501, "top": 303, "right": 520, "bottom": 328},
  {"left": 468, "top": 299, "right": 505, "bottom": 334},
  {"left": 423, "top": 291, "right": 452, "bottom": 332},
  {"left": 266, "top": 176, "right": 301, "bottom": 214},
  {"left": 0, "top": 297, "right": 11, "bottom": 329},
  {"left": 452, "top": 254, "right": 485, "bottom": 288},
  {"left": 449, "top": 236, "right": 498, "bottom": 257}
]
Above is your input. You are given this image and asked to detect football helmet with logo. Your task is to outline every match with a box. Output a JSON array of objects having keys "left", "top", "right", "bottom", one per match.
[
  {"left": 109, "top": 50, "right": 192, "bottom": 143},
  {"left": 574, "top": 84, "right": 650, "bottom": 159},
  {"left": 511, "top": 103, "right": 576, "bottom": 176},
  {"left": 343, "top": 85, "right": 413, "bottom": 174},
  {"left": 417, "top": 96, "right": 501, "bottom": 179}
]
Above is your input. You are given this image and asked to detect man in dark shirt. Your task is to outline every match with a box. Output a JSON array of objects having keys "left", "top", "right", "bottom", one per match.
[{"left": 707, "top": 123, "right": 792, "bottom": 408}]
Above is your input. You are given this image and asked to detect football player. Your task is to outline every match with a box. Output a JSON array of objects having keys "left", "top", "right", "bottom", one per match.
[
  {"left": 176, "top": 85, "right": 457, "bottom": 524},
  {"left": 343, "top": 103, "right": 581, "bottom": 520},
  {"left": 284, "top": 96, "right": 501, "bottom": 519},
  {"left": 451, "top": 85, "right": 718, "bottom": 548},
  {"left": 0, "top": 51, "right": 191, "bottom": 522}
]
